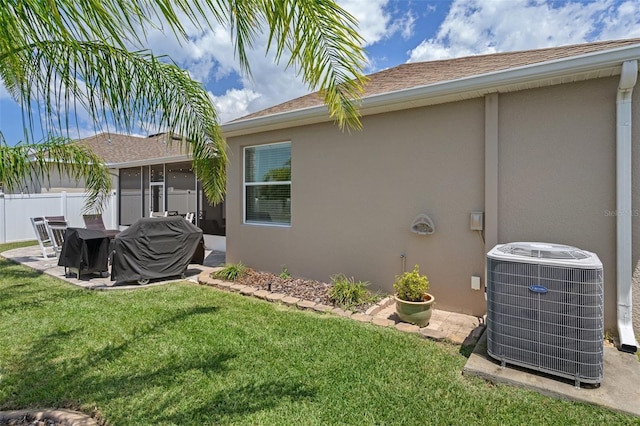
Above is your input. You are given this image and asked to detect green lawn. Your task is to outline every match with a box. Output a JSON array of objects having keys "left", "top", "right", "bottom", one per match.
[{"left": 0, "top": 243, "right": 637, "bottom": 425}]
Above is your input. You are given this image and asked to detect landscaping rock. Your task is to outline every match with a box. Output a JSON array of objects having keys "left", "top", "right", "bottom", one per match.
[
  {"left": 239, "top": 286, "right": 256, "bottom": 296},
  {"left": 351, "top": 313, "right": 373, "bottom": 323},
  {"left": 419, "top": 328, "right": 447, "bottom": 341},
  {"left": 282, "top": 296, "right": 301, "bottom": 306},
  {"left": 253, "top": 290, "right": 270, "bottom": 300},
  {"left": 0, "top": 409, "right": 98, "bottom": 426},
  {"left": 331, "top": 308, "right": 352, "bottom": 318},
  {"left": 229, "top": 283, "right": 245, "bottom": 292},
  {"left": 215, "top": 280, "right": 232, "bottom": 290},
  {"left": 377, "top": 296, "right": 394, "bottom": 308},
  {"left": 296, "top": 300, "right": 316, "bottom": 310},
  {"left": 372, "top": 317, "right": 395, "bottom": 327},
  {"left": 266, "top": 292, "right": 285, "bottom": 302},
  {"left": 365, "top": 305, "right": 381, "bottom": 316},
  {"left": 395, "top": 323, "right": 420, "bottom": 333},
  {"left": 313, "top": 304, "right": 333, "bottom": 313}
]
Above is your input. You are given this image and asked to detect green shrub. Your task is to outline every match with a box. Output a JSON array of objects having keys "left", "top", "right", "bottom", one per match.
[
  {"left": 393, "top": 265, "right": 429, "bottom": 302},
  {"left": 279, "top": 265, "right": 291, "bottom": 279},
  {"left": 329, "top": 274, "right": 376, "bottom": 309},
  {"left": 213, "top": 262, "right": 249, "bottom": 281}
]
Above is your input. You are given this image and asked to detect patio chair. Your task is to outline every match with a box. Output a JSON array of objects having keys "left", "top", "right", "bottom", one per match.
[
  {"left": 45, "top": 218, "right": 68, "bottom": 257},
  {"left": 82, "top": 214, "right": 120, "bottom": 238},
  {"left": 185, "top": 212, "right": 195, "bottom": 224},
  {"left": 150, "top": 211, "right": 166, "bottom": 218},
  {"left": 31, "top": 217, "right": 56, "bottom": 259}
]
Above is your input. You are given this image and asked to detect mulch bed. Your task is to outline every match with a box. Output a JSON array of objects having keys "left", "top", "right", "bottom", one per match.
[{"left": 231, "top": 269, "right": 379, "bottom": 313}]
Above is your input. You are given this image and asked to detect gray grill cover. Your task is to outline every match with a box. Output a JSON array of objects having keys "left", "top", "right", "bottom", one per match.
[
  {"left": 58, "top": 228, "right": 110, "bottom": 275},
  {"left": 111, "top": 216, "right": 203, "bottom": 283}
]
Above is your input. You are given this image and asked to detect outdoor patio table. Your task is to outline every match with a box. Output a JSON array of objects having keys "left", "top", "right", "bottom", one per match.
[{"left": 57, "top": 227, "right": 110, "bottom": 278}]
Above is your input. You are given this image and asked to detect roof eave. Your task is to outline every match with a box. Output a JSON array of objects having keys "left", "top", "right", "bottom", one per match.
[
  {"left": 221, "top": 44, "right": 640, "bottom": 138},
  {"left": 107, "top": 154, "right": 192, "bottom": 169}
]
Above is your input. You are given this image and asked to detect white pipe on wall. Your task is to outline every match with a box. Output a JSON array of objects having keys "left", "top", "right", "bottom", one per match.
[{"left": 616, "top": 59, "right": 639, "bottom": 353}]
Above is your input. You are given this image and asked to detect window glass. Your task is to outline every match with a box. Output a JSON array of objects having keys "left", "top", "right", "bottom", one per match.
[{"left": 244, "top": 142, "right": 291, "bottom": 225}]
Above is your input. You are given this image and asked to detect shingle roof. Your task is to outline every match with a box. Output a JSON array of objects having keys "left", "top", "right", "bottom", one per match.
[
  {"left": 237, "top": 38, "right": 640, "bottom": 121},
  {"left": 74, "top": 132, "right": 191, "bottom": 165}
]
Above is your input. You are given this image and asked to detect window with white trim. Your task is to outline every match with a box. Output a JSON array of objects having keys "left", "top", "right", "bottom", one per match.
[{"left": 244, "top": 142, "right": 291, "bottom": 225}]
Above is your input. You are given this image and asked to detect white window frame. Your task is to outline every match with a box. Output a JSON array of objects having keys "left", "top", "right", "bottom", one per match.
[{"left": 243, "top": 141, "right": 291, "bottom": 227}]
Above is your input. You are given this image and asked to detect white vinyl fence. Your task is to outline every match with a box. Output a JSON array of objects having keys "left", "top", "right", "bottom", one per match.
[{"left": 0, "top": 191, "right": 117, "bottom": 244}]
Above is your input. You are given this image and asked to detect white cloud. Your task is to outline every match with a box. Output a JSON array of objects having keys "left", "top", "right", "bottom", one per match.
[
  {"left": 140, "top": 17, "right": 236, "bottom": 84},
  {"left": 407, "top": 0, "right": 639, "bottom": 62},
  {"left": 136, "top": 1, "right": 406, "bottom": 123},
  {"left": 598, "top": 1, "right": 640, "bottom": 40},
  {"left": 399, "top": 11, "right": 417, "bottom": 40},
  {"left": 46, "top": 2, "right": 406, "bottom": 127},
  {"left": 122, "top": 0, "right": 640, "bottom": 125},
  {"left": 220, "top": 0, "right": 403, "bottom": 121},
  {"left": 339, "top": 0, "right": 393, "bottom": 46},
  {"left": 136, "top": 9, "right": 321, "bottom": 123},
  {"left": 211, "top": 88, "right": 261, "bottom": 123},
  {"left": 340, "top": 0, "right": 423, "bottom": 46}
]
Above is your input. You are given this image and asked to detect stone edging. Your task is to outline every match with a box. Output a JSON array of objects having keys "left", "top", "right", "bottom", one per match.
[
  {"left": 197, "top": 270, "right": 487, "bottom": 345},
  {"left": 0, "top": 408, "right": 98, "bottom": 426},
  {"left": 198, "top": 270, "right": 395, "bottom": 321}
]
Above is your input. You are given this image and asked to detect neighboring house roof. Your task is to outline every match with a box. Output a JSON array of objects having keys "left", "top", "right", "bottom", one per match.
[
  {"left": 222, "top": 38, "right": 640, "bottom": 137},
  {"left": 75, "top": 132, "right": 192, "bottom": 167}
]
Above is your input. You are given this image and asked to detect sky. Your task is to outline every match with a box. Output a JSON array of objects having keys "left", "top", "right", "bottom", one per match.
[{"left": 1, "top": 0, "right": 639, "bottom": 145}]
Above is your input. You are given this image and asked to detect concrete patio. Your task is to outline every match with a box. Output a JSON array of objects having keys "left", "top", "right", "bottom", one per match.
[
  {"left": 1, "top": 244, "right": 225, "bottom": 290},
  {"left": 463, "top": 329, "right": 640, "bottom": 418}
]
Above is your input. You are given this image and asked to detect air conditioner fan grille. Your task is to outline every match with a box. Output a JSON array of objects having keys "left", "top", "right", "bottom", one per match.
[{"left": 497, "top": 244, "right": 588, "bottom": 260}]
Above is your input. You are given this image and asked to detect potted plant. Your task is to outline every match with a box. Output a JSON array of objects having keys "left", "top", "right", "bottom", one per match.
[{"left": 393, "top": 265, "right": 435, "bottom": 327}]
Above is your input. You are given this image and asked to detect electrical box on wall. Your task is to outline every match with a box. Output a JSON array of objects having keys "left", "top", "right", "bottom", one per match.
[
  {"left": 470, "top": 212, "right": 484, "bottom": 231},
  {"left": 471, "top": 275, "right": 481, "bottom": 290}
]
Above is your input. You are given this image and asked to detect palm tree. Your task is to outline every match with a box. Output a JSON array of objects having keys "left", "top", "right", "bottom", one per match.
[
  {"left": 0, "top": 136, "right": 112, "bottom": 211},
  {"left": 0, "top": 0, "right": 366, "bottom": 212}
]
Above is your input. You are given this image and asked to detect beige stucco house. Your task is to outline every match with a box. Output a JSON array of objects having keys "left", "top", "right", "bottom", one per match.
[{"left": 221, "top": 39, "right": 640, "bottom": 349}]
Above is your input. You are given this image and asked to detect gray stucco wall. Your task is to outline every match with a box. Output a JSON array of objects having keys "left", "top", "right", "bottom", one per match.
[
  {"left": 497, "top": 77, "right": 620, "bottom": 329},
  {"left": 227, "top": 98, "right": 488, "bottom": 316},
  {"left": 226, "top": 74, "right": 640, "bottom": 333}
]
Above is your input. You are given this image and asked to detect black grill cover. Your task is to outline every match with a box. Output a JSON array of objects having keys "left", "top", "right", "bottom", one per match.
[
  {"left": 111, "top": 216, "right": 203, "bottom": 283},
  {"left": 58, "top": 228, "right": 110, "bottom": 275}
]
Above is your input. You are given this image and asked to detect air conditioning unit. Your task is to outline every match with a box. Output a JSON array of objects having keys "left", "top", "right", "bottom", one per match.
[{"left": 486, "top": 242, "right": 604, "bottom": 387}]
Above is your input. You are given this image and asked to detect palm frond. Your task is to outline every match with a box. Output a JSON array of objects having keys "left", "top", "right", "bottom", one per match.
[
  {"left": 261, "top": 0, "right": 368, "bottom": 130},
  {"left": 7, "top": 40, "right": 227, "bottom": 203},
  {"left": 0, "top": 136, "right": 112, "bottom": 213},
  {"left": 1, "top": 0, "right": 367, "bottom": 132},
  {"left": 0, "top": 0, "right": 366, "bottom": 212}
]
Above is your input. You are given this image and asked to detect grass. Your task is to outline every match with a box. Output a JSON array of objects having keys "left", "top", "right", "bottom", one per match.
[
  {"left": 212, "top": 262, "right": 249, "bottom": 281},
  {"left": 328, "top": 274, "right": 379, "bottom": 310},
  {"left": 0, "top": 243, "right": 638, "bottom": 425}
]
